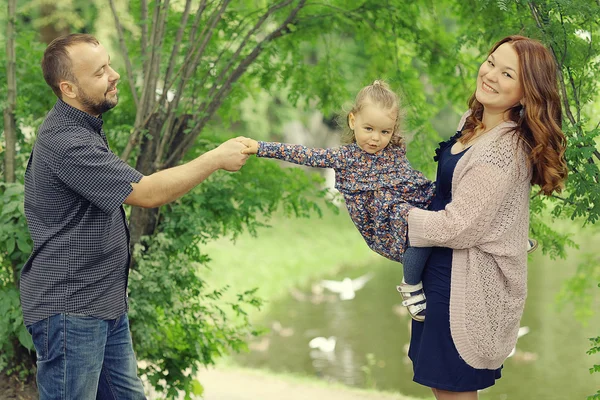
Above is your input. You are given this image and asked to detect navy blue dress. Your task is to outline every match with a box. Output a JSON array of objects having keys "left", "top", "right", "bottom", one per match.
[{"left": 407, "top": 132, "right": 502, "bottom": 391}]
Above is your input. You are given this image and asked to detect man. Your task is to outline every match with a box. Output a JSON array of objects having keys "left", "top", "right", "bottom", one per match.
[{"left": 21, "top": 33, "right": 248, "bottom": 399}]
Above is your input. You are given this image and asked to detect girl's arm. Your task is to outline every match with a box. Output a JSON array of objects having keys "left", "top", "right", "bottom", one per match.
[{"left": 241, "top": 138, "right": 344, "bottom": 169}]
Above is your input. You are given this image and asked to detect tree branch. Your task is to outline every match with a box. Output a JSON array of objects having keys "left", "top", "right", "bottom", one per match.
[
  {"left": 164, "top": 0, "right": 308, "bottom": 167},
  {"left": 121, "top": 0, "right": 167, "bottom": 161},
  {"left": 3, "top": 0, "right": 17, "bottom": 183},
  {"left": 527, "top": 1, "right": 578, "bottom": 127},
  {"left": 154, "top": 0, "right": 229, "bottom": 166},
  {"left": 108, "top": 0, "right": 139, "bottom": 108},
  {"left": 566, "top": 66, "right": 581, "bottom": 123},
  {"left": 161, "top": 0, "right": 192, "bottom": 104},
  {"left": 204, "top": 0, "right": 295, "bottom": 102},
  {"left": 141, "top": 0, "right": 148, "bottom": 62}
]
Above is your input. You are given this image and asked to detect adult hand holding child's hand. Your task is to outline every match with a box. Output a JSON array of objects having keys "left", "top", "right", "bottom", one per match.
[{"left": 238, "top": 138, "right": 259, "bottom": 155}]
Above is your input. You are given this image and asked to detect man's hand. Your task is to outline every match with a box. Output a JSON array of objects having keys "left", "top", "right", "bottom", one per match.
[
  {"left": 239, "top": 138, "right": 259, "bottom": 155},
  {"left": 213, "top": 138, "right": 250, "bottom": 171}
]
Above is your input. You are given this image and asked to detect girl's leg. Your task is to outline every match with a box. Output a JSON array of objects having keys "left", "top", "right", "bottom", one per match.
[
  {"left": 432, "top": 388, "right": 478, "bottom": 400},
  {"left": 402, "top": 245, "right": 432, "bottom": 285}
]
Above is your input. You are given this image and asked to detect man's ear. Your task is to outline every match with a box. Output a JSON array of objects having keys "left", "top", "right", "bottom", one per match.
[
  {"left": 59, "top": 81, "right": 77, "bottom": 99},
  {"left": 348, "top": 112, "right": 356, "bottom": 130}
]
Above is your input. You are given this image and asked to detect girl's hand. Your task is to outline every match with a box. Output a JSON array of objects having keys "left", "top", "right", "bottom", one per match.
[{"left": 239, "top": 138, "right": 259, "bottom": 155}]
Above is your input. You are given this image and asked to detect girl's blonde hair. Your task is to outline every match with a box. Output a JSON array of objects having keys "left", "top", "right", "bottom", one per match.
[{"left": 340, "top": 80, "right": 405, "bottom": 147}]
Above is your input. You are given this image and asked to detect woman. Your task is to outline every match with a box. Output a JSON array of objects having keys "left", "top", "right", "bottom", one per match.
[{"left": 399, "top": 35, "right": 568, "bottom": 399}]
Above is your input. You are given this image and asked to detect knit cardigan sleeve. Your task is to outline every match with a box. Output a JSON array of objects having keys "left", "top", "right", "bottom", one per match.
[{"left": 407, "top": 128, "right": 522, "bottom": 250}]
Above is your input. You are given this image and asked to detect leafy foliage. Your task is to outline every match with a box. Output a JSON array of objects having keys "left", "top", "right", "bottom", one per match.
[{"left": 0, "top": 183, "right": 34, "bottom": 376}]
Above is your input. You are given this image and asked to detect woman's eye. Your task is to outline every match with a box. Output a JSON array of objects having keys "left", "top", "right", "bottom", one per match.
[
  {"left": 503, "top": 72, "right": 513, "bottom": 78},
  {"left": 487, "top": 60, "right": 494, "bottom": 66}
]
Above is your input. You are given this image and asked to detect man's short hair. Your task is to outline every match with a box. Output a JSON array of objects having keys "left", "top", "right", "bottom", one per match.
[{"left": 42, "top": 34, "right": 100, "bottom": 98}]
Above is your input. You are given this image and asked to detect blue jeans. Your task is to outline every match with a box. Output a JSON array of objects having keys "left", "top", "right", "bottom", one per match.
[{"left": 27, "top": 313, "right": 146, "bottom": 400}]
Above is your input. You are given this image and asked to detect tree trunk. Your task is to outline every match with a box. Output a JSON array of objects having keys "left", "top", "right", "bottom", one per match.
[
  {"left": 39, "top": 4, "right": 70, "bottom": 44},
  {"left": 128, "top": 114, "right": 193, "bottom": 257},
  {"left": 129, "top": 114, "right": 162, "bottom": 251},
  {"left": 3, "top": 0, "right": 17, "bottom": 183}
]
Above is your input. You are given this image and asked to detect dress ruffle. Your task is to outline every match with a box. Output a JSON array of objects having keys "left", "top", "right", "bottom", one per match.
[{"left": 433, "top": 130, "right": 463, "bottom": 162}]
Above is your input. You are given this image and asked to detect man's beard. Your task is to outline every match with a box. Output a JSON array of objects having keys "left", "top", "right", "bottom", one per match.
[{"left": 78, "top": 85, "right": 118, "bottom": 116}]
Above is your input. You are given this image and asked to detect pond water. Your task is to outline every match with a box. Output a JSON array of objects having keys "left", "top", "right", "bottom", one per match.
[{"left": 234, "top": 239, "right": 600, "bottom": 399}]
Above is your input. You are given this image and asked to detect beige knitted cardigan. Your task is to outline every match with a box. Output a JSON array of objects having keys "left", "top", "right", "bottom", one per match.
[{"left": 407, "top": 111, "right": 531, "bottom": 369}]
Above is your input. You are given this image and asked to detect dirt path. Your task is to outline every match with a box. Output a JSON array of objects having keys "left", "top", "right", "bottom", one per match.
[
  {"left": 1, "top": 365, "right": 425, "bottom": 400},
  {"left": 189, "top": 367, "right": 424, "bottom": 400}
]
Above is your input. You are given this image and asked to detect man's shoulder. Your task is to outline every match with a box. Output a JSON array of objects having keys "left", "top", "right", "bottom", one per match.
[{"left": 36, "top": 120, "right": 100, "bottom": 157}]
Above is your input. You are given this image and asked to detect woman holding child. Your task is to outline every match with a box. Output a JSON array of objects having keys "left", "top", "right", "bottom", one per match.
[
  {"left": 399, "top": 35, "right": 567, "bottom": 399},
  {"left": 241, "top": 35, "right": 567, "bottom": 400}
]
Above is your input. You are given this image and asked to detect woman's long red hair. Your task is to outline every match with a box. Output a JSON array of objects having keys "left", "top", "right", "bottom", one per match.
[{"left": 462, "top": 35, "right": 568, "bottom": 195}]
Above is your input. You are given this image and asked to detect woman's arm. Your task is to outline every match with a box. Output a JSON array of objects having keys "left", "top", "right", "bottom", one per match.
[{"left": 408, "top": 137, "right": 526, "bottom": 249}]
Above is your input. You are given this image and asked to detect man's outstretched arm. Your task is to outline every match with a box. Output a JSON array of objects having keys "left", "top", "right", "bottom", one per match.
[{"left": 125, "top": 138, "right": 249, "bottom": 208}]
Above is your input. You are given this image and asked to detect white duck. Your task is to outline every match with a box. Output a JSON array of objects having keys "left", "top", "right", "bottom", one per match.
[
  {"left": 320, "top": 273, "right": 373, "bottom": 300},
  {"left": 308, "top": 336, "right": 337, "bottom": 353}
]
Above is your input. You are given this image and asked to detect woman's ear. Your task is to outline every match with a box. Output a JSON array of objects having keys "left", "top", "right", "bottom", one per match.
[{"left": 348, "top": 112, "right": 356, "bottom": 130}]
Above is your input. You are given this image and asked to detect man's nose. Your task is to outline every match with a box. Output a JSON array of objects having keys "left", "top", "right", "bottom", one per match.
[{"left": 109, "top": 66, "right": 120, "bottom": 81}]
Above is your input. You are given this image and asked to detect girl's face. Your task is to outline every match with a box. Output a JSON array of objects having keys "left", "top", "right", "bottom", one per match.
[
  {"left": 349, "top": 103, "right": 396, "bottom": 154},
  {"left": 476, "top": 42, "right": 524, "bottom": 116}
]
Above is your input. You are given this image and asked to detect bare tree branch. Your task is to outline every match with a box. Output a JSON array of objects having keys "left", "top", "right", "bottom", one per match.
[
  {"left": 121, "top": 0, "right": 166, "bottom": 161},
  {"left": 164, "top": 0, "right": 308, "bottom": 167},
  {"left": 141, "top": 0, "right": 148, "bottom": 62},
  {"left": 108, "top": 0, "right": 139, "bottom": 108},
  {"left": 192, "top": 2, "right": 277, "bottom": 95},
  {"left": 155, "top": 0, "right": 230, "bottom": 165},
  {"left": 3, "top": 0, "right": 17, "bottom": 183},
  {"left": 205, "top": 0, "right": 295, "bottom": 102},
  {"left": 161, "top": 0, "right": 193, "bottom": 103},
  {"left": 150, "top": 0, "right": 209, "bottom": 114}
]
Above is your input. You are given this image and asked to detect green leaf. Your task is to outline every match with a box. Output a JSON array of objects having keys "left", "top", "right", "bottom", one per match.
[
  {"left": 6, "top": 237, "right": 15, "bottom": 254},
  {"left": 17, "top": 325, "right": 34, "bottom": 351},
  {"left": 17, "top": 237, "right": 32, "bottom": 254},
  {"left": 191, "top": 379, "right": 204, "bottom": 396}
]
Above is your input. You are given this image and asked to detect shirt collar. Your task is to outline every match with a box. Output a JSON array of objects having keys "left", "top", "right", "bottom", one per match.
[{"left": 55, "top": 98, "right": 104, "bottom": 134}]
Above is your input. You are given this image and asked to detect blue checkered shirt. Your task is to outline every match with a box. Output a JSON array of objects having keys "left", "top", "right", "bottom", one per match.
[{"left": 21, "top": 99, "right": 143, "bottom": 326}]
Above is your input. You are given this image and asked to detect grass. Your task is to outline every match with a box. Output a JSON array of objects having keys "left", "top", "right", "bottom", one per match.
[
  {"left": 198, "top": 364, "right": 433, "bottom": 400},
  {"left": 200, "top": 204, "right": 381, "bottom": 314}
]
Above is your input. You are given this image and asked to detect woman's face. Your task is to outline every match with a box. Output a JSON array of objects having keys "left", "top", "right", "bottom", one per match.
[{"left": 476, "top": 42, "right": 524, "bottom": 115}]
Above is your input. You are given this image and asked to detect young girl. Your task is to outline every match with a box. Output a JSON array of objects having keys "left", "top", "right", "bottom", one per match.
[
  {"left": 239, "top": 80, "right": 536, "bottom": 322},
  {"left": 240, "top": 81, "right": 433, "bottom": 320}
]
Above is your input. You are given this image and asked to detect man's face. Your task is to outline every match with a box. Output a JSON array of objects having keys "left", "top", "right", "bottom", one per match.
[{"left": 66, "top": 42, "right": 120, "bottom": 116}]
